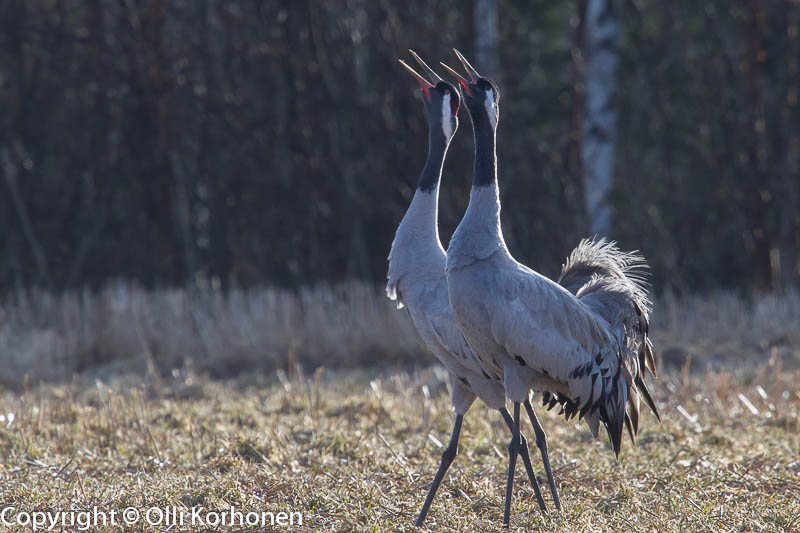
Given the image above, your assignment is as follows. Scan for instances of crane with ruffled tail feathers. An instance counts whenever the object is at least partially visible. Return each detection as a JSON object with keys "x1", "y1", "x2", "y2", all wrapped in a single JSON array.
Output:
[
  {"x1": 545, "y1": 237, "x2": 660, "y2": 443},
  {"x1": 440, "y1": 49, "x2": 661, "y2": 527}
]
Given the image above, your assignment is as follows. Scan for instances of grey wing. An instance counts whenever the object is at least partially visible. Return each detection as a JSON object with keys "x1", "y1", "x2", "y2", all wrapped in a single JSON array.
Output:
[
  {"x1": 489, "y1": 268, "x2": 611, "y2": 385},
  {"x1": 490, "y1": 268, "x2": 641, "y2": 455}
]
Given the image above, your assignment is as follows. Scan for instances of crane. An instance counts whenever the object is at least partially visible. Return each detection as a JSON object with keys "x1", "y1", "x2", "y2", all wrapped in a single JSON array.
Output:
[
  {"x1": 387, "y1": 51, "x2": 550, "y2": 526},
  {"x1": 441, "y1": 49, "x2": 660, "y2": 527}
]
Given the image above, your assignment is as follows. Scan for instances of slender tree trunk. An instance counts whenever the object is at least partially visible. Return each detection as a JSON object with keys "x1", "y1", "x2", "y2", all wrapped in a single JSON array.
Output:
[
  {"x1": 777, "y1": 1, "x2": 799, "y2": 287},
  {"x1": 744, "y1": 0, "x2": 773, "y2": 287},
  {"x1": 779, "y1": 138, "x2": 800, "y2": 287},
  {"x1": 474, "y1": 0, "x2": 499, "y2": 77},
  {"x1": 341, "y1": 0, "x2": 371, "y2": 280},
  {"x1": 200, "y1": 0, "x2": 232, "y2": 289},
  {"x1": 568, "y1": 0, "x2": 589, "y2": 236},
  {"x1": 582, "y1": 0, "x2": 619, "y2": 238},
  {"x1": 129, "y1": 0, "x2": 184, "y2": 284},
  {"x1": 68, "y1": 0, "x2": 112, "y2": 286}
]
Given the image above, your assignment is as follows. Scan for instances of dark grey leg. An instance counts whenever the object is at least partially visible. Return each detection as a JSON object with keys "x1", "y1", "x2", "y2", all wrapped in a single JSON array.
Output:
[
  {"x1": 498, "y1": 407, "x2": 547, "y2": 512},
  {"x1": 524, "y1": 398, "x2": 562, "y2": 511},
  {"x1": 415, "y1": 413, "x2": 463, "y2": 526},
  {"x1": 503, "y1": 402, "x2": 521, "y2": 527}
]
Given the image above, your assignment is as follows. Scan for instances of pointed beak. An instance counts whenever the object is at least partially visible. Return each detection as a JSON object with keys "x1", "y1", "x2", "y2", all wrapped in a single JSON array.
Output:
[
  {"x1": 439, "y1": 61, "x2": 471, "y2": 94},
  {"x1": 407, "y1": 49, "x2": 443, "y2": 84},
  {"x1": 399, "y1": 59, "x2": 434, "y2": 98},
  {"x1": 452, "y1": 48, "x2": 481, "y2": 82}
]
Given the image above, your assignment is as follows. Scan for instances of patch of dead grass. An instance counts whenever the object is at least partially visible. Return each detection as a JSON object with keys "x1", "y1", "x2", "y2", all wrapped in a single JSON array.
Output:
[
  {"x1": 0, "y1": 365, "x2": 797, "y2": 532},
  {"x1": 1, "y1": 284, "x2": 799, "y2": 387}
]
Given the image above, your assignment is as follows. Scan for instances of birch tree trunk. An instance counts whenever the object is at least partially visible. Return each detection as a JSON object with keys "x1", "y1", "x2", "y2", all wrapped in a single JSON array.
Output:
[
  {"x1": 474, "y1": 0, "x2": 499, "y2": 77},
  {"x1": 582, "y1": 0, "x2": 619, "y2": 237}
]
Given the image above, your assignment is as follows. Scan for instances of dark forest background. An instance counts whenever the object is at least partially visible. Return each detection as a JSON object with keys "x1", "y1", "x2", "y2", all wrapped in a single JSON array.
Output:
[{"x1": 0, "y1": 0, "x2": 798, "y2": 294}]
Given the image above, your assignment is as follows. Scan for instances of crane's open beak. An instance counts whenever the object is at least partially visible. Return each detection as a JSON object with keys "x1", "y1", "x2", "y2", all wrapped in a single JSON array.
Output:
[
  {"x1": 440, "y1": 48, "x2": 480, "y2": 95},
  {"x1": 399, "y1": 59, "x2": 434, "y2": 98},
  {"x1": 439, "y1": 62, "x2": 470, "y2": 94},
  {"x1": 408, "y1": 50, "x2": 443, "y2": 84},
  {"x1": 453, "y1": 49, "x2": 480, "y2": 82}
]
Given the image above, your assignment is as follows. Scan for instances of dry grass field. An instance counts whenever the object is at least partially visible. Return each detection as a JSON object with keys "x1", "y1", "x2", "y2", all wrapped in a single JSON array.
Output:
[
  {"x1": 0, "y1": 364, "x2": 798, "y2": 532},
  {"x1": 2, "y1": 283, "x2": 799, "y2": 386},
  {"x1": 0, "y1": 286, "x2": 799, "y2": 531}
]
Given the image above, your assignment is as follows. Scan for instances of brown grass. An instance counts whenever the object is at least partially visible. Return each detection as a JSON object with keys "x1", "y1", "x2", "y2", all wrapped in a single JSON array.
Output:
[
  {"x1": 0, "y1": 364, "x2": 797, "y2": 532},
  {"x1": 0, "y1": 282, "x2": 423, "y2": 386},
  {"x1": 1, "y1": 285, "x2": 798, "y2": 530},
  {"x1": 1, "y1": 283, "x2": 799, "y2": 387}
]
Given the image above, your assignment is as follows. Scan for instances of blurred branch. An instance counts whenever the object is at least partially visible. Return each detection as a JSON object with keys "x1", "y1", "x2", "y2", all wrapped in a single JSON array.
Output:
[{"x1": 1, "y1": 146, "x2": 50, "y2": 286}]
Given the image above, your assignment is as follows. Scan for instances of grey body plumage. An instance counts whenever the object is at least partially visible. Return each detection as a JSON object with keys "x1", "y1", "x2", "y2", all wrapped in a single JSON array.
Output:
[
  {"x1": 442, "y1": 49, "x2": 660, "y2": 526},
  {"x1": 388, "y1": 51, "x2": 548, "y2": 527}
]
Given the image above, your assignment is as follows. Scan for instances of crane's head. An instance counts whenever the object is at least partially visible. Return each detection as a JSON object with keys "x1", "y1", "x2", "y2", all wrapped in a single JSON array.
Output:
[
  {"x1": 440, "y1": 49, "x2": 499, "y2": 130},
  {"x1": 399, "y1": 50, "x2": 460, "y2": 142}
]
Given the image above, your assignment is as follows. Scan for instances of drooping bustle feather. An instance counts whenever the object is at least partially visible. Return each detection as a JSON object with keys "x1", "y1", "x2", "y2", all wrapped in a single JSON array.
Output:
[{"x1": 553, "y1": 238, "x2": 660, "y2": 454}]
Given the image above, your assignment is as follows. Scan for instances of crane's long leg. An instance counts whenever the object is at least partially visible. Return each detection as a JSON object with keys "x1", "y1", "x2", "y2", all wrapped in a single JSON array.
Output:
[
  {"x1": 498, "y1": 408, "x2": 547, "y2": 512},
  {"x1": 503, "y1": 402, "x2": 521, "y2": 527},
  {"x1": 415, "y1": 413, "x2": 463, "y2": 526},
  {"x1": 523, "y1": 398, "x2": 562, "y2": 511}
]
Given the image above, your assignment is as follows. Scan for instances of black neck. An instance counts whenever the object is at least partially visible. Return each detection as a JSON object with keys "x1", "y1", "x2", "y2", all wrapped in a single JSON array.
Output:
[
  {"x1": 417, "y1": 126, "x2": 448, "y2": 192},
  {"x1": 469, "y1": 109, "x2": 496, "y2": 188}
]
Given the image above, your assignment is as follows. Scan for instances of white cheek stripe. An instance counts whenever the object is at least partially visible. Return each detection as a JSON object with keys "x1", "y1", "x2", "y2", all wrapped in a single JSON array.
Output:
[
  {"x1": 484, "y1": 88, "x2": 498, "y2": 129},
  {"x1": 441, "y1": 92, "x2": 453, "y2": 139}
]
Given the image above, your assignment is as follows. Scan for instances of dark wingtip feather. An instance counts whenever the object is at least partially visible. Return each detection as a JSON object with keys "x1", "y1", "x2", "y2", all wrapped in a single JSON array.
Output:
[
  {"x1": 601, "y1": 404, "x2": 624, "y2": 459},
  {"x1": 636, "y1": 375, "x2": 661, "y2": 422},
  {"x1": 612, "y1": 427, "x2": 622, "y2": 459},
  {"x1": 579, "y1": 399, "x2": 592, "y2": 420},
  {"x1": 630, "y1": 398, "x2": 640, "y2": 435},
  {"x1": 564, "y1": 401, "x2": 577, "y2": 420},
  {"x1": 624, "y1": 412, "x2": 636, "y2": 445},
  {"x1": 605, "y1": 420, "x2": 622, "y2": 459},
  {"x1": 644, "y1": 340, "x2": 658, "y2": 379},
  {"x1": 547, "y1": 398, "x2": 558, "y2": 411}
]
